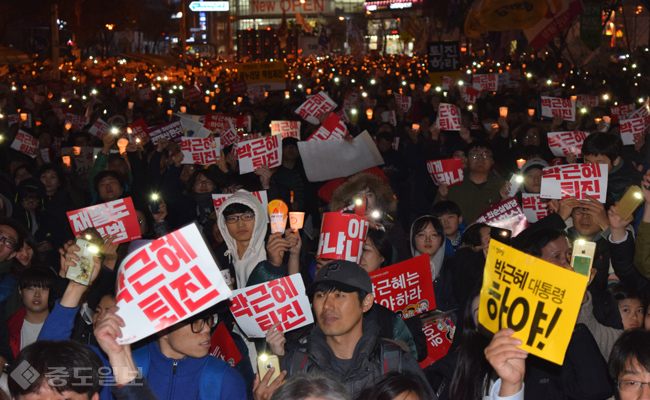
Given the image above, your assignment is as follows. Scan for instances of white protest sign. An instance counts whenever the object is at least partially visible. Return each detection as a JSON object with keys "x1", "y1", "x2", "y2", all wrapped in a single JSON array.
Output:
[
  {"x1": 88, "y1": 118, "x2": 109, "y2": 139},
  {"x1": 620, "y1": 118, "x2": 647, "y2": 145},
  {"x1": 540, "y1": 164, "x2": 608, "y2": 201},
  {"x1": 180, "y1": 137, "x2": 221, "y2": 165},
  {"x1": 270, "y1": 121, "x2": 301, "y2": 139},
  {"x1": 436, "y1": 104, "x2": 461, "y2": 131},
  {"x1": 10, "y1": 130, "x2": 38, "y2": 158},
  {"x1": 179, "y1": 115, "x2": 211, "y2": 138},
  {"x1": 229, "y1": 274, "x2": 312, "y2": 338},
  {"x1": 521, "y1": 193, "x2": 549, "y2": 223},
  {"x1": 472, "y1": 74, "x2": 498, "y2": 91},
  {"x1": 395, "y1": 94, "x2": 412, "y2": 112},
  {"x1": 237, "y1": 135, "x2": 282, "y2": 174},
  {"x1": 298, "y1": 130, "x2": 384, "y2": 182},
  {"x1": 295, "y1": 91, "x2": 337, "y2": 124},
  {"x1": 115, "y1": 223, "x2": 232, "y2": 344},
  {"x1": 540, "y1": 97, "x2": 576, "y2": 122},
  {"x1": 547, "y1": 131, "x2": 588, "y2": 157}
]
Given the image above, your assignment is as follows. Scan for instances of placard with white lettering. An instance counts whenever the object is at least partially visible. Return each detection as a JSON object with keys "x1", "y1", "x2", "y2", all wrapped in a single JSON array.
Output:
[
  {"x1": 115, "y1": 223, "x2": 232, "y2": 344},
  {"x1": 475, "y1": 197, "x2": 529, "y2": 236},
  {"x1": 148, "y1": 120, "x2": 184, "y2": 145},
  {"x1": 460, "y1": 85, "x2": 479, "y2": 105},
  {"x1": 317, "y1": 212, "x2": 370, "y2": 263},
  {"x1": 427, "y1": 41, "x2": 460, "y2": 72},
  {"x1": 237, "y1": 135, "x2": 282, "y2": 174},
  {"x1": 418, "y1": 318, "x2": 455, "y2": 369},
  {"x1": 426, "y1": 158, "x2": 464, "y2": 186},
  {"x1": 547, "y1": 131, "x2": 588, "y2": 157},
  {"x1": 229, "y1": 274, "x2": 312, "y2": 338},
  {"x1": 540, "y1": 163, "x2": 608, "y2": 201},
  {"x1": 540, "y1": 97, "x2": 576, "y2": 122},
  {"x1": 295, "y1": 91, "x2": 337, "y2": 124},
  {"x1": 307, "y1": 113, "x2": 348, "y2": 141},
  {"x1": 67, "y1": 197, "x2": 141, "y2": 243}
]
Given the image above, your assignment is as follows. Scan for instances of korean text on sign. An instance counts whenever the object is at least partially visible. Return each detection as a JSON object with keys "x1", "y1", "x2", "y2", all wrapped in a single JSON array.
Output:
[
  {"x1": 547, "y1": 131, "x2": 588, "y2": 157},
  {"x1": 370, "y1": 254, "x2": 435, "y2": 319},
  {"x1": 148, "y1": 120, "x2": 184, "y2": 144},
  {"x1": 540, "y1": 163, "x2": 608, "y2": 202},
  {"x1": 426, "y1": 158, "x2": 464, "y2": 186},
  {"x1": 460, "y1": 86, "x2": 479, "y2": 105},
  {"x1": 427, "y1": 41, "x2": 460, "y2": 72},
  {"x1": 472, "y1": 74, "x2": 498, "y2": 91},
  {"x1": 540, "y1": 97, "x2": 576, "y2": 122},
  {"x1": 89, "y1": 119, "x2": 109, "y2": 139},
  {"x1": 270, "y1": 120, "x2": 301, "y2": 139},
  {"x1": 521, "y1": 193, "x2": 549, "y2": 223},
  {"x1": 212, "y1": 191, "x2": 268, "y2": 213},
  {"x1": 620, "y1": 117, "x2": 647, "y2": 146},
  {"x1": 229, "y1": 274, "x2": 312, "y2": 338},
  {"x1": 115, "y1": 223, "x2": 232, "y2": 344},
  {"x1": 307, "y1": 113, "x2": 348, "y2": 141},
  {"x1": 418, "y1": 318, "x2": 455, "y2": 369},
  {"x1": 237, "y1": 135, "x2": 282, "y2": 174},
  {"x1": 295, "y1": 91, "x2": 337, "y2": 125},
  {"x1": 181, "y1": 137, "x2": 221, "y2": 165},
  {"x1": 394, "y1": 94, "x2": 412, "y2": 113},
  {"x1": 317, "y1": 213, "x2": 370, "y2": 263},
  {"x1": 66, "y1": 197, "x2": 141, "y2": 244},
  {"x1": 576, "y1": 95, "x2": 599, "y2": 108},
  {"x1": 610, "y1": 103, "x2": 636, "y2": 124},
  {"x1": 436, "y1": 103, "x2": 461, "y2": 131},
  {"x1": 11, "y1": 130, "x2": 38, "y2": 158},
  {"x1": 475, "y1": 197, "x2": 529, "y2": 237},
  {"x1": 479, "y1": 242, "x2": 588, "y2": 364}
]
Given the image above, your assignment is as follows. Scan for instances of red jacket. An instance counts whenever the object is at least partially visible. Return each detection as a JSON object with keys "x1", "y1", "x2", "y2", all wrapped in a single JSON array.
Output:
[{"x1": 7, "y1": 307, "x2": 25, "y2": 357}]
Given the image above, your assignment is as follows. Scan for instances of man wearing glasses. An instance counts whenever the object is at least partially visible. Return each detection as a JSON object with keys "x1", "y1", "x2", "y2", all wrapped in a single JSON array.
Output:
[
  {"x1": 434, "y1": 141, "x2": 509, "y2": 223},
  {"x1": 609, "y1": 329, "x2": 650, "y2": 400}
]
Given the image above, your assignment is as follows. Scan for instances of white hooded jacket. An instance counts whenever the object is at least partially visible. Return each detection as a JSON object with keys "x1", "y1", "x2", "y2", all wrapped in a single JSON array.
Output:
[
  {"x1": 216, "y1": 190, "x2": 268, "y2": 288},
  {"x1": 409, "y1": 215, "x2": 447, "y2": 280}
]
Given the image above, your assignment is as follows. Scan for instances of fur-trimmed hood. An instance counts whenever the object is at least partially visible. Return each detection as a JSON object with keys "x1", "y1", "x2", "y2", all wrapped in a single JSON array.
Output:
[{"x1": 329, "y1": 173, "x2": 397, "y2": 214}]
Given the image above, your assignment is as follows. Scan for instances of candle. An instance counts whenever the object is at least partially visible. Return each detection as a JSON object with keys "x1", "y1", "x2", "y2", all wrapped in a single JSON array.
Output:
[
  {"x1": 180, "y1": 106, "x2": 187, "y2": 114},
  {"x1": 366, "y1": 109, "x2": 373, "y2": 120},
  {"x1": 603, "y1": 116, "x2": 611, "y2": 123},
  {"x1": 499, "y1": 107, "x2": 508, "y2": 118},
  {"x1": 528, "y1": 109, "x2": 535, "y2": 117},
  {"x1": 517, "y1": 159, "x2": 526, "y2": 169}
]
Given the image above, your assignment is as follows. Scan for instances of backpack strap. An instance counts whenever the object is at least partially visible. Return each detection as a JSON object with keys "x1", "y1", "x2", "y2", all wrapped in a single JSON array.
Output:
[
  {"x1": 131, "y1": 346, "x2": 151, "y2": 379},
  {"x1": 288, "y1": 349, "x2": 310, "y2": 375},
  {"x1": 379, "y1": 341, "x2": 403, "y2": 374},
  {"x1": 199, "y1": 358, "x2": 229, "y2": 400}
]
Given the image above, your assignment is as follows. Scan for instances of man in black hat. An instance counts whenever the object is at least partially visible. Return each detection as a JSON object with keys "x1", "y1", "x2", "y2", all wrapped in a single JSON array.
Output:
[{"x1": 277, "y1": 260, "x2": 433, "y2": 399}]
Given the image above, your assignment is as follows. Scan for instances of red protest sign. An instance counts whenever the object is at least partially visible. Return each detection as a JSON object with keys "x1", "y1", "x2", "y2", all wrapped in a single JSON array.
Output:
[
  {"x1": 460, "y1": 85, "x2": 479, "y2": 105},
  {"x1": 540, "y1": 97, "x2": 575, "y2": 122},
  {"x1": 317, "y1": 212, "x2": 370, "y2": 263},
  {"x1": 394, "y1": 94, "x2": 412, "y2": 112},
  {"x1": 521, "y1": 193, "x2": 549, "y2": 223},
  {"x1": 213, "y1": 191, "x2": 268, "y2": 213},
  {"x1": 307, "y1": 113, "x2": 348, "y2": 141},
  {"x1": 436, "y1": 103, "x2": 461, "y2": 131},
  {"x1": 472, "y1": 74, "x2": 498, "y2": 91},
  {"x1": 229, "y1": 80, "x2": 248, "y2": 95},
  {"x1": 270, "y1": 121, "x2": 301, "y2": 139},
  {"x1": 183, "y1": 84, "x2": 203, "y2": 103},
  {"x1": 610, "y1": 103, "x2": 635, "y2": 124},
  {"x1": 66, "y1": 197, "x2": 141, "y2": 244},
  {"x1": 127, "y1": 118, "x2": 149, "y2": 143},
  {"x1": 237, "y1": 135, "x2": 282, "y2": 174},
  {"x1": 138, "y1": 87, "x2": 154, "y2": 101},
  {"x1": 205, "y1": 113, "x2": 252, "y2": 133},
  {"x1": 547, "y1": 131, "x2": 588, "y2": 157},
  {"x1": 295, "y1": 91, "x2": 337, "y2": 124},
  {"x1": 115, "y1": 223, "x2": 232, "y2": 344},
  {"x1": 426, "y1": 158, "x2": 464, "y2": 186},
  {"x1": 148, "y1": 120, "x2": 184, "y2": 144},
  {"x1": 229, "y1": 274, "x2": 312, "y2": 338},
  {"x1": 418, "y1": 318, "x2": 455, "y2": 369},
  {"x1": 65, "y1": 114, "x2": 89, "y2": 131},
  {"x1": 540, "y1": 163, "x2": 608, "y2": 202},
  {"x1": 475, "y1": 197, "x2": 529, "y2": 236},
  {"x1": 181, "y1": 137, "x2": 220, "y2": 165},
  {"x1": 370, "y1": 254, "x2": 435, "y2": 319},
  {"x1": 210, "y1": 322, "x2": 243, "y2": 366},
  {"x1": 10, "y1": 130, "x2": 38, "y2": 158}
]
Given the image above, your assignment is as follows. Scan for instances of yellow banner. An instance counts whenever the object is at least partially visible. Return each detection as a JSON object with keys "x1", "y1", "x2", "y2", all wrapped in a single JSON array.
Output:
[
  {"x1": 236, "y1": 62, "x2": 286, "y2": 91},
  {"x1": 479, "y1": 241, "x2": 588, "y2": 365}
]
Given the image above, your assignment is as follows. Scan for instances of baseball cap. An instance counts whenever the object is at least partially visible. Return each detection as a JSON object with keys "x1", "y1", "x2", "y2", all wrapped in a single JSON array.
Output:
[
  {"x1": 310, "y1": 260, "x2": 373, "y2": 295},
  {"x1": 520, "y1": 158, "x2": 549, "y2": 175}
]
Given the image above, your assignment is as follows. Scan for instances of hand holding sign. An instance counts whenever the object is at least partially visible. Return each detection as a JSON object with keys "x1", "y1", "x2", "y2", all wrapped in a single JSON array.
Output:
[{"x1": 485, "y1": 329, "x2": 527, "y2": 396}]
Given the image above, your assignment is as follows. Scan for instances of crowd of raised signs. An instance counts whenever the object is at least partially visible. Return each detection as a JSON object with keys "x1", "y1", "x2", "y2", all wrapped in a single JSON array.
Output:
[{"x1": 2, "y1": 51, "x2": 650, "y2": 400}]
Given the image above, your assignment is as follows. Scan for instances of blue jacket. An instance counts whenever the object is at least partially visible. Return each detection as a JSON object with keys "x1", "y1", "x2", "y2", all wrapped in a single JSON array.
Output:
[{"x1": 39, "y1": 302, "x2": 247, "y2": 400}]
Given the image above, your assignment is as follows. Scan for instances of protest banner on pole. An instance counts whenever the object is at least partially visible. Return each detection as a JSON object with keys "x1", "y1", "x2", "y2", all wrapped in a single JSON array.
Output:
[
  {"x1": 475, "y1": 197, "x2": 529, "y2": 236},
  {"x1": 148, "y1": 120, "x2": 184, "y2": 144},
  {"x1": 479, "y1": 241, "x2": 588, "y2": 365},
  {"x1": 436, "y1": 104, "x2": 461, "y2": 131},
  {"x1": 540, "y1": 97, "x2": 576, "y2": 121},
  {"x1": 540, "y1": 163, "x2": 608, "y2": 201},
  {"x1": 307, "y1": 112, "x2": 348, "y2": 141},
  {"x1": 547, "y1": 131, "x2": 588, "y2": 157},
  {"x1": 229, "y1": 274, "x2": 312, "y2": 338},
  {"x1": 67, "y1": 197, "x2": 141, "y2": 244},
  {"x1": 213, "y1": 191, "x2": 268, "y2": 213},
  {"x1": 295, "y1": 91, "x2": 337, "y2": 124},
  {"x1": 270, "y1": 121, "x2": 301, "y2": 139},
  {"x1": 418, "y1": 318, "x2": 455, "y2": 369},
  {"x1": 370, "y1": 254, "x2": 435, "y2": 318},
  {"x1": 10, "y1": 130, "x2": 38, "y2": 158},
  {"x1": 115, "y1": 223, "x2": 232, "y2": 344},
  {"x1": 210, "y1": 322, "x2": 243, "y2": 366},
  {"x1": 237, "y1": 135, "x2": 282, "y2": 174},
  {"x1": 181, "y1": 137, "x2": 220, "y2": 165},
  {"x1": 426, "y1": 159, "x2": 464, "y2": 186},
  {"x1": 521, "y1": 193, "x2": 549, "y2": 223},
  {"x1": 317, "y1": 212, "x2": 370, "y2": 263}
]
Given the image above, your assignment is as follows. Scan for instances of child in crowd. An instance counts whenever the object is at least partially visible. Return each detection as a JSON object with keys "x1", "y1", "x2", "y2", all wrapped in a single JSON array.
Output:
[{"x1": 611, "y1": 283, "x2": 646, "y2": 330}]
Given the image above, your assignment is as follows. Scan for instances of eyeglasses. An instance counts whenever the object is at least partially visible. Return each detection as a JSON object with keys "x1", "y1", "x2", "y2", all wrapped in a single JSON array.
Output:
[
  {"x1": 225, "y1": 213, "x2": 255, "y2": 224},
  {"x1": 0, "y1": 231, "x2": 17, "y2": 251},
  {"x1": 190, "y1": 315, "x2": 215, "y2": 334},
  {"x1": 194, "y1": 180, "x2": 214, "y2": 188},
  {"x1": 617, "y1": 380, "x2": 650, "y2": 394},
  {"x1": 469, "y1": 152, "x2": 493, "y2": 159},
  {"x1": 415, "y1": 233, "x2": 441, "y2": 242},
  {"x1": 573, "y1": 207, "x2": 590, "y2": 215}
]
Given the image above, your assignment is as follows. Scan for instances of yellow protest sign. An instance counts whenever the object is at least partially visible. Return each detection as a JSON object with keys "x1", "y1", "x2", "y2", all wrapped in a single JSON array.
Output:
[
  {"x1": 478, "y1": 241, "x2": 588, "y2": 365},
  {"x1": 236, "y1": 62, "x2": 286, "y2": 91}
]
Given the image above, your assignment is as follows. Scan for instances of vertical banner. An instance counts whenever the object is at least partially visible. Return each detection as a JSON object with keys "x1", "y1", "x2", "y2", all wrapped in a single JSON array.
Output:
[
  {"x1": 229, "y1": 274, "x2": 312, "y2": 338},
  {"x1": 66, "y1": 197, "x2": 141, "y2": 243},
  {"x1": 426, "y1": 159, "x2": 464, "y2": 186},
  {"x1": 540, "y1": 164, "x2": 608, "y2": 201},
  {"x1": 115, "y1": 223, "x2": 232, "y2": 344},
  {"x1": 316, "y1": 212, "x2": 370, "y2": 263},
  {"x1": 370, "y1": 254, "x2": 435, "y2": 319},
  {"x1": 479, "y1": 241, "x2": 588, "y2": 365}
]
